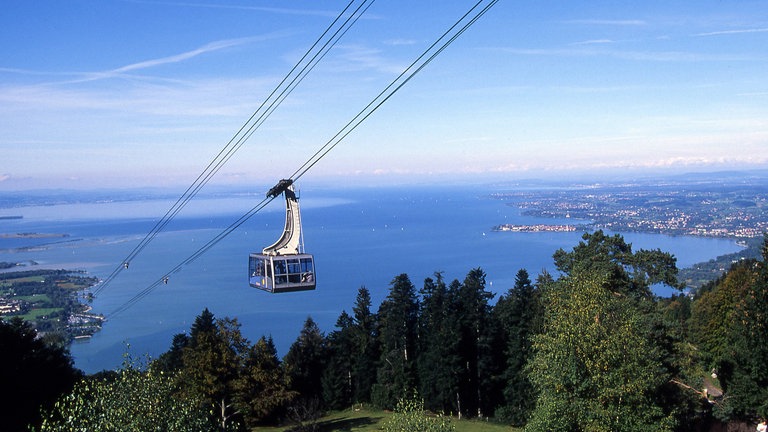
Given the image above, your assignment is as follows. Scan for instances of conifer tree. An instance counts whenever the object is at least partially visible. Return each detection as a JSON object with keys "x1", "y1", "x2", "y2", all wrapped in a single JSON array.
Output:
[
  {"x1": 235, "y1": 336, "x2": 296, "y2": 426},
  {"x1": 493, "y1": 268, "x2": 537, "y2": 425},
  {"x1": 351, "y1": 286, "x2": 379, "y2": 404},
  {"x1": 284, "y1": 316, "x2": 327, "y2": 404},
  {"x1": 154, "y1": 332, "x2": 190, "y2": 372},
  {"x1": 181, "y1": 311, "x2": 250, "y2": 430},
  {"x1": 418, "y1": 273, "x2": 461, "y2": 413},
  {"x1": 373, "y1": 274, "x2": 419, "y2": 409},
  {"x1": 322, "y1": 311, "x2": 355, "y2": 409},
  {"x1": 453, "y1": 268, "x2": 495, "y2": 418}
]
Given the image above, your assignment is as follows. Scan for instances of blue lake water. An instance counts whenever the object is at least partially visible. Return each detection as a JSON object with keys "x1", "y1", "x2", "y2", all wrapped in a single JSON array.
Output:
[{"x1": 0, "y1": 185, "x2": 742, "y2": 373}]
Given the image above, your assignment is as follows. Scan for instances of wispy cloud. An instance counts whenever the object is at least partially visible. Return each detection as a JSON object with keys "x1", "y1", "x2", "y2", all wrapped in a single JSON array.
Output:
[
  {"x1": 569, "y1": 39, "x2": 615, "y2": 46},
  {"x1": 112, "y1": 38, "x2": 252, "y2": 74},
  {"x1": 384, "y1": 39, "x2": 419, "y2": 46},
  {"x1": 122, "y1": 0, "x2": 341, "y2": 18},
  {"x1": 696, "y1": 28, "x2": 768, "y2": 37},
  {"x1": 330, "y1": 43, "x2": 407, "y2": 75},
  {"x1": 74, "y1": 35, "x2": 280, "y2": 83},
  {"x1": 494, "y1": 46, "x2": 753, "y2": 62}
]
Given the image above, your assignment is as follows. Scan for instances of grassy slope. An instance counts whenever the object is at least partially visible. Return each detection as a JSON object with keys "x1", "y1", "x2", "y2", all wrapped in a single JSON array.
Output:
[{"x1": 251, "y1": 408, "x2": 519, "y2": 431}]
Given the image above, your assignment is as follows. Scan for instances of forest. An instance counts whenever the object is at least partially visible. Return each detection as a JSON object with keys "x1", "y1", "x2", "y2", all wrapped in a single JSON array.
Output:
[{"x1": 2, "y1": 230, "x2": 768, "y2": 431}]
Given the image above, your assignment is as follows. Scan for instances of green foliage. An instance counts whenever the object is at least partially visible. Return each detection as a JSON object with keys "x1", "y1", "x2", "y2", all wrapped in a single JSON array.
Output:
[
  {"x1": 418, "y1": 273, "x2": 461, "y2": 414},
  {"x1": 36, "y1": 360, "x2": 214, "y2": 432},
  {"x1": 236, "y1": 336, "x2": 296, "y2": 425},
  {"x1": 350, "y1": 287, "x2": 379, "y2": 404},
  {"x1": 182, "y1": 315, "x2": 249, "y2": 429},
  {"x1": 373, "y1": 274, "x2": 419, "y2": 409},
  {"x1": 689, "y1": 261, "x2": 756, "y2": 367},
  {"x1": 553, "y1": 230, "x2": 681, "y2": 296},
  {"x1": 701, "y1": 235, "x2": 768, "y2": 420},
  {"x1": 382, "y1": 393, "x2": 455, "y2": 432},
  {"x1": 526, "y1": 271, "x2": 676, "y2": 432},
  {"x1": 175, "y1": 309, "x2": 293, "y2": 429},
  {"x1": 526, "y1": 232, "x2": 687, "y2": 431},
  {"x1": 322, "y1": 311, "x2": 355, "y2": 409},
  {"x1": 284, "y1": 316, "x2": 327, "y2": 406},
  {"x1": 153, "y1": 332, "x2": 189, "y2": 372},
  {"x1": 454, "y1": 268, "x2": 497, "y2": 417},
  {"x1": 493, "y1": 269, "x2": 538, "y2": 425},
  {"x1": 35, "y1": 230, "x2": 768, "y2": 430}
]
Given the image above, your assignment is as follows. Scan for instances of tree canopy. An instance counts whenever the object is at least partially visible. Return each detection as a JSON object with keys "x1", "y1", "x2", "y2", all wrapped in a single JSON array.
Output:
[{"x1": 21, "y1": 232, "x2": 768, "y2": 431}]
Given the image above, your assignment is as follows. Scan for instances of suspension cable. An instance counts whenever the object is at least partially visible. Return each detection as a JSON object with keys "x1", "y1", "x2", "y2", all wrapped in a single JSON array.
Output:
[
  {"x1": 95, "y1": 0, "x2": 374, "y2": 295},
  {"x1": 106, "y1": 0, "x2": 499, "y2": 318},
  {"x1": 292, "y1": 0, "x2": 498, "y2": 182}
]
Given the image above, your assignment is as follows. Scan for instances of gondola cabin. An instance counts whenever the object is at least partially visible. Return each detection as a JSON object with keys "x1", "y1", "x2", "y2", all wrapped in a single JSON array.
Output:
[
  {"x1": 249, "y1": 253, "x2": 315, "y2": 293},
  {"x1": 249, "y1": 179, "x2": 316, "y2": 293}
]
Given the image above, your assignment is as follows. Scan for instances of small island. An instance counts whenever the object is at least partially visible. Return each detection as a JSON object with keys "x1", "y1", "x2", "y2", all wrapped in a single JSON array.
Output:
[
  {"x1": 494, "y1": 223, "x2": 577, "y2": 233},
  {"x1": 0, "y1": 232, "x2": 69, "y2": 239}
]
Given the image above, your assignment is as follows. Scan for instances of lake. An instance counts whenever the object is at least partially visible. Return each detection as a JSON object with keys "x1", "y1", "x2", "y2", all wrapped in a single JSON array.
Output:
[{"x1": 0, "y1": 185, "x2": 741, "y2": 373}]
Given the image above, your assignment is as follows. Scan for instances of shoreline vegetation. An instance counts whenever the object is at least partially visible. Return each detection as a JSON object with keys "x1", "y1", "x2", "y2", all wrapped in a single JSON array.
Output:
[{"x1": 0, "y1": 267, "x2": 103, "y2": 341}]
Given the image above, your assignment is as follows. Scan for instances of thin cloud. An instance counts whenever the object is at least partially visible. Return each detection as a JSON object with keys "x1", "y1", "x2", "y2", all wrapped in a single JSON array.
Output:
[
  {"x1": 331, "y1": 43, "x2": 407, "y2": 75},
  {"x1": 569, "y1": 39, "x2": 615, "y2": 46},
  {"x1": 384, "y1": 39, "x2": 419, "y2": 46},
  {"x1": 49, "y1": 34, "x2": 285, "y2": 85},
  {"x1": 98, "y1": 35, "x2": 274, "y2": 79},
  {"x1": 696, "y1": 28, "x2": 768, "y2": 37},
  {"x1": 112, "y1": 38, "x2": 250, "y2": 73},
  {"x1": 494, "y1": 46, "x2": 752, "y2": 62},
  {"x1": 122, "y1": 0, "x2": 341, "y2": 18}
]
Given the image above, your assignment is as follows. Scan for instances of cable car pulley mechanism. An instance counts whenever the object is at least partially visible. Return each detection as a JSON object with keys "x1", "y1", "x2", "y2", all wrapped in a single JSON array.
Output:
[{"x1": 249, "y1": 179, "x2": 316, "y2": 293}]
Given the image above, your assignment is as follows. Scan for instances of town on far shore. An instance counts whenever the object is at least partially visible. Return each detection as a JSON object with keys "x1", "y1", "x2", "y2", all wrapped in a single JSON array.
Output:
[
  {"x1": 0, "y1": 266, "x2": 103, "y2": 342},
  {"x1": 490, "y1": 173, "x2": 767, "y2": 290},
  {"x1": 492, "y1": 175, "x2": 767, "y2": 240}
]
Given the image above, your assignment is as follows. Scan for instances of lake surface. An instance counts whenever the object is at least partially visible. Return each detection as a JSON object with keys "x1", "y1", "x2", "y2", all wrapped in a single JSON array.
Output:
[{"x1": 0, "y1": 185, "x2": 741, "y2": 373}]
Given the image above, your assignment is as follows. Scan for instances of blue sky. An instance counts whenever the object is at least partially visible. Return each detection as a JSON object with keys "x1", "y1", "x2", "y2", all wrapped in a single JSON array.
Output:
[{"x1": 2, "y1": 0, "x2": 767, "y2": 190}]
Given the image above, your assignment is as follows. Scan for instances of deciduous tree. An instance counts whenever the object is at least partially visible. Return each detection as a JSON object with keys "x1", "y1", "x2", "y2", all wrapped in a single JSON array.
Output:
[
  {"x1": 526, "y1": 271, "x2": 676, "y2": 432},
  {"x1": 37, "y1": 360, "x2": 213, "y2": 432}
]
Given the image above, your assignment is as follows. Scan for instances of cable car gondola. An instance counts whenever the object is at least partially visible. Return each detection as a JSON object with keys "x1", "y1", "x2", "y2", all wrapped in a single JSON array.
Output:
[{"x1": 249, "y1": 179, "x2": 315, "y2": 293}]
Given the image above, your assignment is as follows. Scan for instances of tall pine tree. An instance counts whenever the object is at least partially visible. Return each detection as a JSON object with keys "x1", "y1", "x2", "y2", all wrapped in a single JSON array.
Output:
[
  {"x1": 351, "y1": 286, "x2": 379, "y2": 404},
  {"x1": 373, "y1": 274, "x2": 419, "y2": 409},
  {"x1": 493, "y1": 268, "x2": 537, "y2": 425},
  {"x1": 284, "y1": 316, "x2": 327, "y2": 405},
  {"x1": 235, "y1": 336, "x2": 295, "y2": 426},
  {"x1": 454, "y1": 268, "x2": 496, "y2": 418},
  {"x1": 418, "y1": 272, "x2": 461, "y2": 414},
  {"x1": 322, "y1": 311, "x2": 355, "y2": 409}
]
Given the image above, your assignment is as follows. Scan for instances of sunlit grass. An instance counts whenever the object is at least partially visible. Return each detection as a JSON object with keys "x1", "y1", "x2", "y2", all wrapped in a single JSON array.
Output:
[{"x1": 250, "y1": 407, "x2": 519, "y2": 431}]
